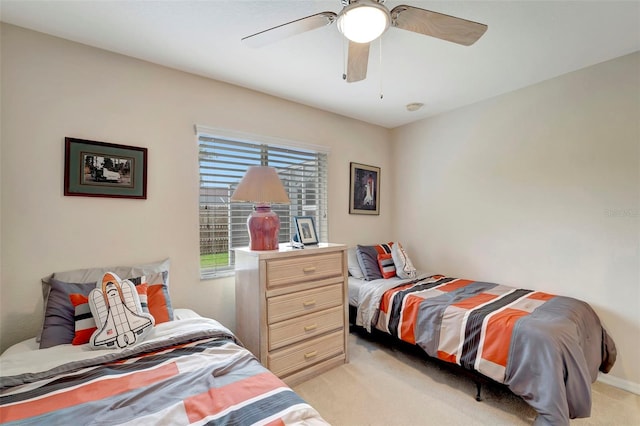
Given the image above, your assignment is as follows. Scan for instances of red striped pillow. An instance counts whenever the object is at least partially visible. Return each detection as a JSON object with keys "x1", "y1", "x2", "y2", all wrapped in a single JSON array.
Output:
[
  {"x1": 69, "y1": 293, "x2": 96, "y2": 345},
  {"x1": 377, "y1": 253, "x2": 397, "y2": 279},
  {"x1": 372, "y1": 243, "x2": 393, "y2": 255},
  {"x1": 70, "y1": 284, "x2": 149, "y2": 345}
]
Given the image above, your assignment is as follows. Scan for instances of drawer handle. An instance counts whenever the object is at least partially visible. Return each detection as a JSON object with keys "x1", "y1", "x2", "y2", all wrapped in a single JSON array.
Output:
[
  {"x1": 304, "y1": 350, "x2": 318, "y2": 359},
  {"x1": 304, "y1": 324, "x2": 318, "y2": 332},
  {"x1": 302, "y1": 266, "x2": 317, "y2": 273},
  {"x1": 302, "y1": 300, "x2": 316, "y2": 307}
]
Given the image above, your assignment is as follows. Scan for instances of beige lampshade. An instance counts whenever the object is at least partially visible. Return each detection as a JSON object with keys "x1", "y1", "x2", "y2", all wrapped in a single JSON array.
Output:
[{"x1": 231, "y1": 166, "x2": 290, "y2": 204}]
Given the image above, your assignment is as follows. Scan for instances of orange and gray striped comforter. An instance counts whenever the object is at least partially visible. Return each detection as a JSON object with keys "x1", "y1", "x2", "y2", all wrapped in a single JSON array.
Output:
[
  {"x1": 355, "y1": 274, "x2": 617, "y2": 426},
  {"x1": 0, "y1": 318, "x2": 327, "y2": 425}
]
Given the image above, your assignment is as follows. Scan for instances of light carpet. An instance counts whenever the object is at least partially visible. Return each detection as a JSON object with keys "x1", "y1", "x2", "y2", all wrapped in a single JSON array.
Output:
[{"x1": 293, "y1": 330, "x2": 640, "y2": 425}]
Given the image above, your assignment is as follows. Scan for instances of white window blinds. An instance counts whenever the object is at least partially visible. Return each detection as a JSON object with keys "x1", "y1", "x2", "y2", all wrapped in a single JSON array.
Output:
[{"x1": 198, "y1": 133, "x2": 329, "y2": 278}]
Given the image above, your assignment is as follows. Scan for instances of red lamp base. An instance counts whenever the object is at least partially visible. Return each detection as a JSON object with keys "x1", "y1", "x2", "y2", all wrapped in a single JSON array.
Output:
[{"x1": 247, "y1": 205, "x2": 280, "y2": 250}]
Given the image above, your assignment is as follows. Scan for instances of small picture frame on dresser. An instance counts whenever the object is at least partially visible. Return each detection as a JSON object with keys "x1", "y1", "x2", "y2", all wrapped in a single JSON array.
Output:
[{"x1": 294, "y1": 216, "x2": 318, "y2": 245}]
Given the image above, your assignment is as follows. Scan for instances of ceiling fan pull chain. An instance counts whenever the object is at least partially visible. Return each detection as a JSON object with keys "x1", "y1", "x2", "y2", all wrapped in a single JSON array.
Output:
[
  {"x1": 379, "y1": 37, "x2": 384, "y2": 99},
  {"x1": 342, "y1": 37, "x2": 347, "y2": 80}
]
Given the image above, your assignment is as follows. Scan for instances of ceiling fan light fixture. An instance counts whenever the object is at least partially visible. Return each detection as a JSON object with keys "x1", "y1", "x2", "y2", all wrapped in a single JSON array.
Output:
[{"x1": 337, "y1": 0, "x2": 390, "y2": 44}]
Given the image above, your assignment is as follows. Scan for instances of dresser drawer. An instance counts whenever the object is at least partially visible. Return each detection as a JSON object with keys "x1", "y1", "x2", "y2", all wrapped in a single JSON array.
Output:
[
  {"x1": 268, "y1": 330, "x2": 344, "y2": 377},
  {"x1": 267, "y1": 283, "x2": 343, "y2": 324},
  {"x1": 269, "y1": 306, "x2": 344, "y2": 351},
  {"x1": 266, "y1": 252, "x2": 343, "y2": 288}
]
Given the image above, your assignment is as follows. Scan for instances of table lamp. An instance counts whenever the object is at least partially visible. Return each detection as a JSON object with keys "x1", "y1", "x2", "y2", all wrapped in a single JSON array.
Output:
[{"x1": 231, "y1": 166, "x2": 290, "y2": 250}]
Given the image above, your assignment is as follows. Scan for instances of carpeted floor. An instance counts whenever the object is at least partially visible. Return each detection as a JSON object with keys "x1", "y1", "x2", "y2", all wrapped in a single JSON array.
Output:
[{"x1": 292, "y1": 329, "x2": 640, "y2": 425}]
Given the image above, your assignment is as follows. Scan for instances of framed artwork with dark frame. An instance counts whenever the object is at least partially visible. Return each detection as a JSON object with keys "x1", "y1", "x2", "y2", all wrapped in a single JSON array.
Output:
[
  {"x1": 294, "y1": 216, "x2": 319, "y2": 245},
  {"x1": 349, "y1": 162, "x2": 380, "y2": 215},
  {"x1": 64, "y1": 137, "x2": 147, "y2": 199}
]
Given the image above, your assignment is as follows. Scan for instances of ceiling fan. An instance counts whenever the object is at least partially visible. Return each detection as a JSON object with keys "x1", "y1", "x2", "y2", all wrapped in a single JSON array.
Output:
[{"x1": 242, "y1": 0, "x2": 488, "y2": 83}]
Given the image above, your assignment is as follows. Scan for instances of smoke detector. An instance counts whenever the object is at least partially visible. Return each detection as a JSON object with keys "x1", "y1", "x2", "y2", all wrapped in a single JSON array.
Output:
[{"x1": 406, "y1": 102, "x2": 424, "y2": 112}]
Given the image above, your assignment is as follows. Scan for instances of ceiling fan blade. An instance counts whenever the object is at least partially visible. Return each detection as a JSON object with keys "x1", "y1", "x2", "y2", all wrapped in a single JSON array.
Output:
[
  {"x1": 346, "y1": 41, "x2": 370, "y2": 83},
  {"x1": 242, "y1": 12, "x2": 337, "y2": 48},
  {"x1": 390, "y1": 5, "x2": 487, "y2": 46}
]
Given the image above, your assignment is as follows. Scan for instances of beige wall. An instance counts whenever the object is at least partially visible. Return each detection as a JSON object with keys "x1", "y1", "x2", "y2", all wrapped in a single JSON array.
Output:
[
  {"x1": 391, "y1": 52, "x2": 640, "y2": 391},
  {"x1": 0, "y1": 24, "x2": 392, "y2": 351}
]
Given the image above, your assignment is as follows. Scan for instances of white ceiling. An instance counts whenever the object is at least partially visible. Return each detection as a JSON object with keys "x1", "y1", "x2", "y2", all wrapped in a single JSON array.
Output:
[{"x1": 1, "y1": 1, "x2": 639, "y2": 128}]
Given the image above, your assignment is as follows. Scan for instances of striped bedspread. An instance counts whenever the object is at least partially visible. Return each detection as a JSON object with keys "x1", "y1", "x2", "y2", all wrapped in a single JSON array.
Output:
[
  {"x1": 359, "y1": 274, "x2": 617, "y2": 426},
  {"x1": 0, "y1": 319, "x2": 328, "y2": 425}
]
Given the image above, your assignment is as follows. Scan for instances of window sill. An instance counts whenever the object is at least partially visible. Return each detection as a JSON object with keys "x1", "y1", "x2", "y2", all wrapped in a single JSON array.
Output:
[{"x1": 200, "y1": 269, "x2": 235, "y2": 281}]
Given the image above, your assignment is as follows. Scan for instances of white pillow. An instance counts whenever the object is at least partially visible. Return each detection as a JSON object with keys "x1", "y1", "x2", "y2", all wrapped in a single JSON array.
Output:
[
  {"x1": 44, "y1": 258, "x2": 170, "y2": 288},
  {"x1": 392, "y1": 242, "x2": 417, "y2": 279},
  {"x1": 347, "y1": 247, "x2": 365, "y2": 279}
]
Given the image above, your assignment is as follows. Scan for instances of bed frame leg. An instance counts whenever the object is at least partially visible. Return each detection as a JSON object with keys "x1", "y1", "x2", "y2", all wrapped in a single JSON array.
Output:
[{"x1": 475, "y1": 382, "x2": 482, "y2": 402}]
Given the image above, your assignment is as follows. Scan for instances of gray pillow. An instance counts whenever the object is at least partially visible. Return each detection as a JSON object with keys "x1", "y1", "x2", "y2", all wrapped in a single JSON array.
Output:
[
  {"x1": 39, "y1": 279, "x2": 94, "y2": 349},
  {"x1": 356, "y1": 245, "x2": 383, "y2": 281}
]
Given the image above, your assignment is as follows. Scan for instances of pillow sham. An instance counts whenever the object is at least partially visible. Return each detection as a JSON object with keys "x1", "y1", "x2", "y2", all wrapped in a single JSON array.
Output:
[
  {"x1": 392, "y1": 242, "x2": 417, "y2": 279},
  {"x1": 39, "y1": 260, "x2": 172, "y2": 349},
  {"x1": 377, "y1": 253, "x2": 397, "y2": 279},
  {"x1": 356, "y1": 243, "x2": 393, "y2": 281},
  {"x1": 347, "y1": 247, "x2": 365, "y2": 279},
  {"x1": 70, "y1": 284, "x2": 149, "y2": 345}
]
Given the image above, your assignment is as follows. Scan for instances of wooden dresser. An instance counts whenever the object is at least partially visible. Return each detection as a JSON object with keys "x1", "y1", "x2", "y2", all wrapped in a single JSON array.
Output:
[{"x1": 234, "y1": 243, "x2": 348, "y2": 386}]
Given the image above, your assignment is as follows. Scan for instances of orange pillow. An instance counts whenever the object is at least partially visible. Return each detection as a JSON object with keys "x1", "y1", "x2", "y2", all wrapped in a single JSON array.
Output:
[
  {"x1": 147, "y1": 283, "x2": 171, "y2": 323},
  {"x1": 131, "y1": 272, "x2": 173, "y2": 324}
]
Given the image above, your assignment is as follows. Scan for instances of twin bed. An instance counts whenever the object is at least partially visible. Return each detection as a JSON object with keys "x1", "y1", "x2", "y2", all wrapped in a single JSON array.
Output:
[
  {"x1": 1, "y1": 310, "x2": 327, "y2": 425},
  {"x1": 347, "y1": 242, "x2": 617, "y2": 426},
  {"x1": 0, "y1": 260, "x2": 328, "y2": 425}
]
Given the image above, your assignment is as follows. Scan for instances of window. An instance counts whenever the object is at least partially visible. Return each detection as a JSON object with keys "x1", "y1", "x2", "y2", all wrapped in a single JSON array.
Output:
[{"x1": 198, "y1": 129, "x2": 329, "y2": 279}]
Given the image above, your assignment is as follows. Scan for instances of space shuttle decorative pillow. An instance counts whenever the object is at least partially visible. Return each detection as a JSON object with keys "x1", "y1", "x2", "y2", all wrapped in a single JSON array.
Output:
[{"x1": 88, "y1": 272, "x2": 155, "y2": 350}]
